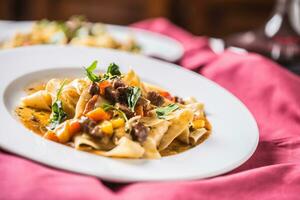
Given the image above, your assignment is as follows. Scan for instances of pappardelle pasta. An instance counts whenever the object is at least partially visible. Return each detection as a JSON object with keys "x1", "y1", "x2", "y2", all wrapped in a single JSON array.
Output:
[
  {"x1": 2, "y1": 16, "x2": 140, "y2": 53},
  {"x1": 16, "y1": 61, "x2": 211, "y2": 159}
]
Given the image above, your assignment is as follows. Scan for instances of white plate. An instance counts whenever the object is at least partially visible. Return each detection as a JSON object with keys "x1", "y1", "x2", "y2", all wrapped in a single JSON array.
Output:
[
  {"x1": 0, "y1": 21, "x2": 184, "y2": 62},
  {"x1": 0, "y1": 46, "x2": 258, "y2": 182}
]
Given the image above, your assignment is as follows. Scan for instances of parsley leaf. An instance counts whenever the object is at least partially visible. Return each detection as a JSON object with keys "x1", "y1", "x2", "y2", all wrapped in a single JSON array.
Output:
[
  {"x1": 84, "y1": 61, "x2": 101, "y2": 82},
  {"x1": 102, "y1": 103, "x2": 128, "y2": 121},
  {"x1": 156, "y1": 104, "x2": 179, "y2": 119},
  {"x1": 48, "y1": 81, "x2": 68, "y2": 130},
  {"x1": 103, "y1": 63, "x2": 121, "y2": 80},
  {"x1": 84, "y1": 61, "x2": 122, "y2": 82},
  {"x1": 127, "y1": 87, "x2": 141, "y2": 112},
  {"x1": 107, "y1": 63, "x2": 121, "y2": 76}
]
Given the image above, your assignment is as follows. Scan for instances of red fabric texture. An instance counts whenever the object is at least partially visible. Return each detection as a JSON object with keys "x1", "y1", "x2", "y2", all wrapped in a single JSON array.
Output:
[{"x1": 1, "y1": 18, "x2": 300, "y2": 200}]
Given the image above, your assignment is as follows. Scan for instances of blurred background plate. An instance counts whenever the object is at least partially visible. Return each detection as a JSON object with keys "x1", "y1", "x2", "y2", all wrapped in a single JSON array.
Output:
[{"x1": 0, "y1": 20, "x2": 184, "y2": 62}]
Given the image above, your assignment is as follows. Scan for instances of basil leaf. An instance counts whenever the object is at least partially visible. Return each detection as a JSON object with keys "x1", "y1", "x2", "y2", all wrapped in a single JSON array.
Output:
[
  {"x1": 156, "y1": 104, "x2": 179, "y2": 119},
  {"x1": 102, "y1": 103, "x2": 128, "y2": 121},
  {"x1": 48, "y1": 81, "x2": 68, "y2": 130},
  {"x1": 107, "y1": 63, "x2": 121, "y2": 76},
  {"x1": 84, "y1": 61, "x2": 101, "y2": 82},
  {"x1": 127, "y1": 87, "x2": 141, "y2": 112}
]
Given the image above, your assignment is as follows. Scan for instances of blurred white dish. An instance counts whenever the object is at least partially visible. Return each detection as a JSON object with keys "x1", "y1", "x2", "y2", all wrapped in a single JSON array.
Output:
[{"x1": 0, "y1": 21, "x2": 184, "y2": 62}]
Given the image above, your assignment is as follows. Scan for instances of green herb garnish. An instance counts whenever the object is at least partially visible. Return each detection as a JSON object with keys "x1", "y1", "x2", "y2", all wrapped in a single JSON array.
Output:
[
  {"x1": 107, "y1": 63, "x2": 121, "y2": 77},
  {"x1": 48, "y1": 80, "x2": 68, "y2": 130},
  {"x1": 127, "y1": 86, "x2": 141, "y2": 112},
  {"x1": 102, "y1": 103, "x2": 128, "y2": 121},
  {"x1": 84, "y1": 61, "x2": 122, "y2": 82},
  {"x1": 156, "y1": 103, "x2": 179, "y2": 119},
  {"x1": 84, "y1": 61, "x2": 101, "y2": 82}
]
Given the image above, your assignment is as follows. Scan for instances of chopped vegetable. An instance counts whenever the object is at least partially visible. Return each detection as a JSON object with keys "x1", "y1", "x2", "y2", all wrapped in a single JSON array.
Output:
[
  {"x1": 86, "y1": 107, "x2": 111, "y2": 121},
  {"x1": 69, "y1": 120, "x2": 81, "y2": 135},
  {"x1": 127, "y1": 86, "x2": 141, "y2": 112},
  {"x1": 48, "y1": 81, "x2": 67, "y2": 130},
  {"x1": 111, "y1": 118, "x2": 125, "y2": 128},
  {"x1": 100, "y1": 120, "x2": 113, "y2": 135},
  {"x1": 156, "y1": 103, "x2": 179, "y2": 119},
  {"x1": 44, "y1": 131, "x2": 59, "y2": 142},
  {"x1": 159, "y1": 91, "x2": 174, "y2": 101},
  {"x1": 84, "y1": 61, "x2": 101, "y2": 82},
  {"x1": 192, "y1": 119, "x2": 205, "y2": 129},
  {"x1": 98, "y1": 80, "x2": 111, "y2": 95}
]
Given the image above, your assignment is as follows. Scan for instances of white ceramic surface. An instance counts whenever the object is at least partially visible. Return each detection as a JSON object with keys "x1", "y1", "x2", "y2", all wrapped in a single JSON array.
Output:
[
  {"x1": 0, "y1": 46, "x2": 259, "y2": 182},
  {"x1": 0, "y1": 21, "x2": 184, "y2": 62}
]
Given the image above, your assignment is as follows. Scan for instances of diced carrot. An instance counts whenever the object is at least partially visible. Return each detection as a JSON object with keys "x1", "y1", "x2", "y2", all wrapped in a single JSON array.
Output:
[
  {"x1": 159, "y1": 91, "x2": 174, "y2": 101},
  {"x1": 135, "y1": 105, "x2": 144, "y2": 117},
  {"x1": 44, "y1": 131, "x2": 59, "y2": 142},
  {"x1": 86, "y1": 107, "x2": 111, "y2": 121},
  {"x1": 69, "y1": 120, "x2": 81, "y2": 135},
  {"x1": 98, "y1": 80, "x2": 111, "y2": 95}
]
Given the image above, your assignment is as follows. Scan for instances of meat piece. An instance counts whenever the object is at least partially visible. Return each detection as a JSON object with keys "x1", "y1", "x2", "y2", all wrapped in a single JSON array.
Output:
[
  {"x1": 88, "y1": 82, "x2": 100, "y2": 95},
  {"x1": 116, "y1": 87, "x2": 129, "y2": 105},
  {"x1": 136, "y1": 97, "x2": 152, "y2": 116},
  {"x1": 104, "y1": 86, "x2": 118, "y2": 103},
  {"x1": 131, "y1": 122, "x2": 148, "y2": 143},
  {"x1": 83, "y1": 95, "x2": 99, "y2": 114},
  {"x1": 78, "y1": 116, "x2": 103, "y2": 138},
  {"x1": 117, "y1": 103, "x2": 135, "y2": 118},
  {"x1": 174, "y1": 96, "x2": 185, "y2": 104},
  {"x1": 79, "y1": 116, "x2": 97, "y2": 134},
  {"x1": 112, "y1": 79, "x2": 126, "y2": 89},
  {"x1": 136, "y1": 97, "x2": 148, "y2": 106},
  {"x1": 103, "y1": 80, "x2": 130, "y2": 105},
  {"x1": 147, "y1": 91, "x2": 164, "y2": 106},
  {"x1": 90, "y1": 126, "x2": 103, "y2": 138}
]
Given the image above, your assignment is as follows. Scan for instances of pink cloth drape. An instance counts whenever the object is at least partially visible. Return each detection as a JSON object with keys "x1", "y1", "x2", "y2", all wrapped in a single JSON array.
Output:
[{"x1": 1, "y1": 18, "x2": 300, "y2": 200}]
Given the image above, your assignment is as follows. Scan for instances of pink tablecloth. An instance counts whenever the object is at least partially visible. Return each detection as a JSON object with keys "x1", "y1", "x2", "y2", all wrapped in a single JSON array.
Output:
[{"x1": 1, "y1": 18, "x2": 300, "y2": 200}]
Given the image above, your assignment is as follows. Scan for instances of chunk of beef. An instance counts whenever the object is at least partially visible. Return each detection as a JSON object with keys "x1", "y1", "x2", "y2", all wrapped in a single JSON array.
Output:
[
  {"x1": 116, "y1": 87, "x2": 129, "y2": 105},
  {"x1": 117, "y1": 103, "x2": 135, "y2": 118},
  {"x1": 104, "y1": 86, "x2": 118, "y2": 103},
  {"x1": 90, "y1": 126, "x2": 103, "y2": 138},
  {"x1": 79, "y1": 116, "x2": 97, "y2": 134},
  {"x1": 78, "y1": 116, "x2": 103, "y2": 138},
  {"x1": 174, "y1": 96, "x2": 185, "y2": 104},
  {"x1": 88, "y1": 82, "x2": 100, "y2": 96},
  {"x1": 147, "y1": 91, "x2": 164, "y2": 106},
  {"x1": 136, "y1": 97, "x2": 148, "y2": 106},
  {"x1": 131, "y1": 122, "x2": 148, "y2": 143},
  {"x1": 112, "y1": 79, "x2": 126, "y2": 89}
]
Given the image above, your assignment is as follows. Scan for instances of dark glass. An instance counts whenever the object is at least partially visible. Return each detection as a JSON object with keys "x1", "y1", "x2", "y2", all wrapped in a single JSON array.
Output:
[{"x1": 226, "y1": 0, "x2": 300, "y2": 74}]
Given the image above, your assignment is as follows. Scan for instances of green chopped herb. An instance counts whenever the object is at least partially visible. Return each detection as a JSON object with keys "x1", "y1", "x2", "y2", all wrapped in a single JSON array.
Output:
[
  {"x1": 127, "y1": 86, "x2": 141, "y2": 112},
  {"x1": 102, "y1": 103, "x2": 128, "y2": 121},
  {"x1": 84, "y1": 61, "x2": 122, "y2": 82},
  {"x1": 156, "y1": 103, "x2": 179, "y2": 119},
  {"x1": 107, "y1": 63, "x2": 121, "y2": 76},
  {"x1": 48, "y1": 80, "x2": 68, "y2": 130},
  {"x1": 103, "y1": 63, "x2": 122, "y2": 80},
  {"x1": 84, "y1": 61, "x2": 101, "y2": 82}
]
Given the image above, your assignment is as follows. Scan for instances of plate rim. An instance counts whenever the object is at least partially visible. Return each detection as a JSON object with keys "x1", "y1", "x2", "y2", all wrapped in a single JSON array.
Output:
[{"x1": 0, "y1": 46, "x2": 259, "y2": 182}]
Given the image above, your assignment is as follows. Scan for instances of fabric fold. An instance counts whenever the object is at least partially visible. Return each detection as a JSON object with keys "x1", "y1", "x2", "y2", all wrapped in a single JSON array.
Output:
[{"x1": 1, "y1": 18, "x2": 300, "y2": 200}]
